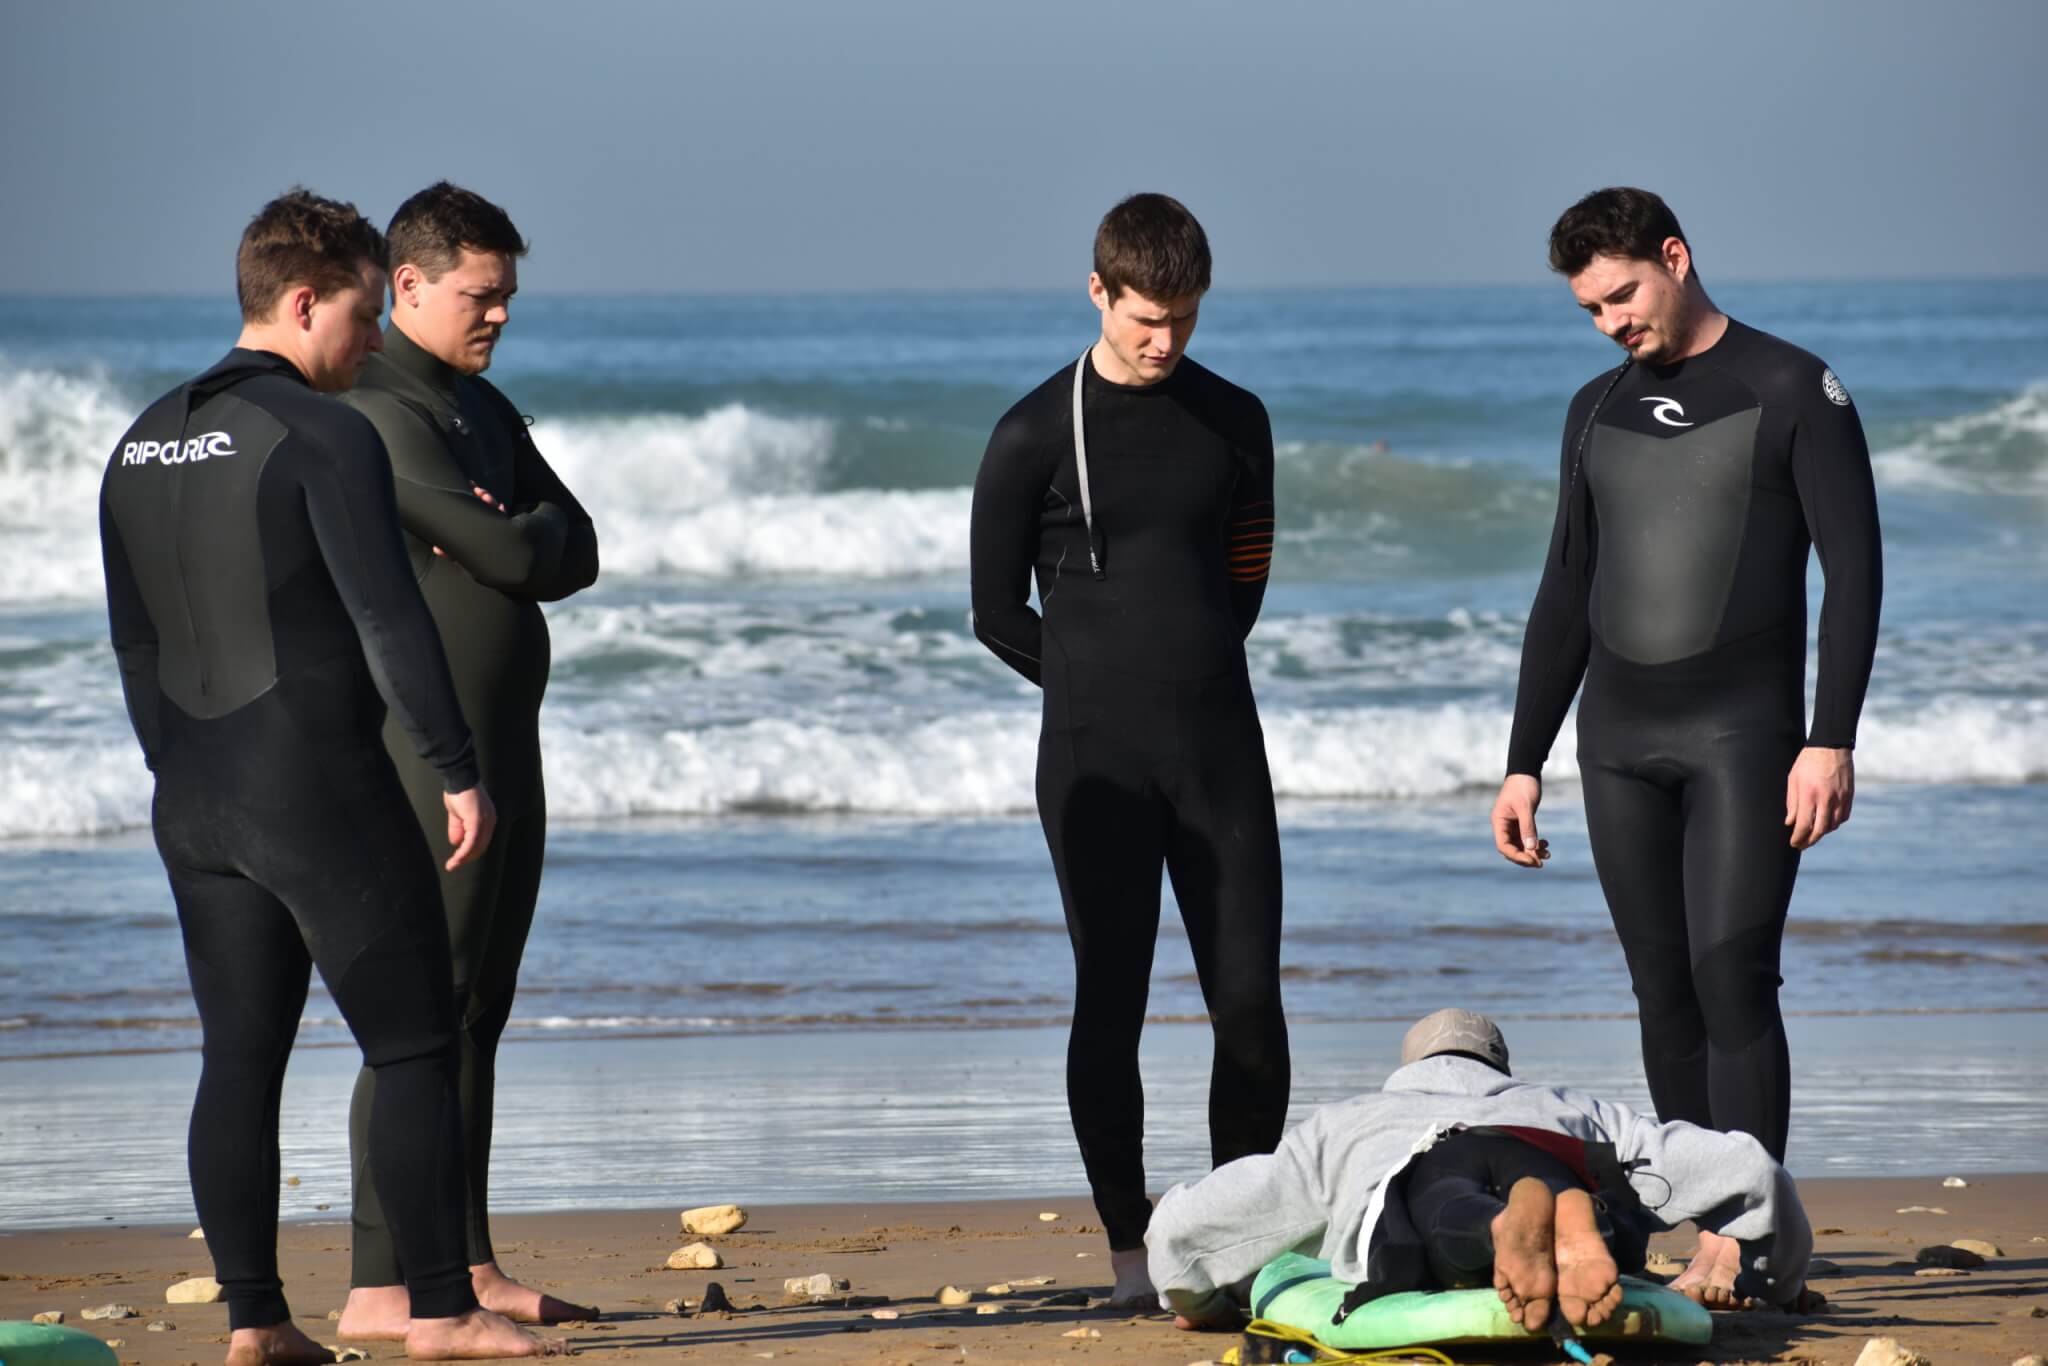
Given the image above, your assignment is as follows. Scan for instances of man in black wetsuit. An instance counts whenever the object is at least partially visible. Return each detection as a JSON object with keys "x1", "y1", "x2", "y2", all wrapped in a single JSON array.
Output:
[
  {"x1": 1490, "y1": 187, "x2": 1881, "y2": 1295},
  {"x1": 970, "y1": 193, "x2": 1288, "y2": 1306},
  {"x1": 335, "y1": 183, "x2": 599, "y2": 1338},
  {"x1": 99, "y1": 189, "x2": 555, "y2": 1363}
]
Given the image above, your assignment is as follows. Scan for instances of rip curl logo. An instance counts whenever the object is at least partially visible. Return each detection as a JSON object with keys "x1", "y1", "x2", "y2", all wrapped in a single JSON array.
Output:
[
  {"x1": 1821, "y1": 368, "x2": 1851, "y2": 406},
  {"x1": 121, "y1": 431, "x2": 237, "y2": 467},
  {"x1": 1639, "y1": 396, "x2": 1694, "y2": 428}
]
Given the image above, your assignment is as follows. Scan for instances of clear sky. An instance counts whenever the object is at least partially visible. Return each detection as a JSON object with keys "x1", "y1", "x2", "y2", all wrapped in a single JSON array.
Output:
[{"x1": 4, "y1": 0, "x2": 2042, "y2": 294}]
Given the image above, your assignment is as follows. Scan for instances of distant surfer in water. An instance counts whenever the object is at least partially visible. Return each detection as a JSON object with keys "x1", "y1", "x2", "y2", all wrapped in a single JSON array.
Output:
[
  {"x1": 969, "y1": 192, "x2": 1288, "y2": 1305},
  {"x1": 337, "y1": 183, "x2": 599, "y2": 1338}
]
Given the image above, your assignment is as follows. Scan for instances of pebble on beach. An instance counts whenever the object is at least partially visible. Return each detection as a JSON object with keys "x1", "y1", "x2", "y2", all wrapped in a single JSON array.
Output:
[
  {"x1": 2013, "y1": 1357, "x2": 2045, "y2": 1366},
  {"x1": 783, "y1": 1273, "x2": 850, "y2": 1302},
  {"x1": 1951, "y1": 1239, "x2": 2002, "y2": 1258},
  {"x1": 1917, "y1": 1246, "x2": 1987, "y2": 1269},
  {"x1": 146, "y1": 1321, "x2": 174, "y2": 1333},
  {"x1": 1915, "y1": 1267, "x2": 1969, "y2": 1278},
  {"x1": 976, "y1": 1303, "x2": 1001, "y2": 1315},
  {"x1": 936, "y1": 1285, "x2": 973, "y2": 1306},
  {"x1": 1855, "y1": 1338, "x2": 1931, "y2": 1366},
  {"x1": 986, "y1": 1282, "x2": 1013, "y2": 1295},
  {"x1": 32, "y1": 1311, "x2": 64, "y2": 1325},
  {"x1": 166, "y1": 1276, "x2": 224, "y2": 1304},
  {"x1": 666, "y1": 1242, "x2": 722, "y2": 1271},
  {"x1": 82, "y1": 1305, "x2": 138, "y2": 1321},
  {"x1": 680, "y1": 1204, "x2": 748, "y2": 1237},
  {"x1": 1943, "y1": 1177, "x2": 1969, "y2": 1188},
  {"x1": 869, "y1": 1309, "x2": 900, "y2": 1320},
  {"x1": 1896, "y1": 1206, "x2": 1948, "y2": 1215},
  {"x1": 1061, "y1": 1327, "x2": 1102, "y2": 1339},
  {"x1": 187, "y1": 1228, "x2": 205, "y2": 1240},
  {"x1": 334, "y1": 1349, "x2": 369, "y2": 1362}
]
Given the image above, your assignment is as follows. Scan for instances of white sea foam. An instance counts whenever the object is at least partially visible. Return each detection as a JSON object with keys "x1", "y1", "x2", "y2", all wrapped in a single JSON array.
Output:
[
  {"x1": 0, "y1": 366, "x2": 137, "y2": 604},
  {"x1": 1873, "y1": 383, "x2": 2048, "y2": 494}
]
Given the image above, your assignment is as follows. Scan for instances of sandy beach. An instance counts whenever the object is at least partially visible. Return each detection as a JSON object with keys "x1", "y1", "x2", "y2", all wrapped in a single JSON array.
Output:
[{"x1": 4, "y1": 1178, "x2": 2043, "y2": 1366}]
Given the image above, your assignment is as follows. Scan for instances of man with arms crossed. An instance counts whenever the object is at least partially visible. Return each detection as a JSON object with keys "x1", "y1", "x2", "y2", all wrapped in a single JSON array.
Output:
[
  {"x1": 337, "y1": 183, "x2": 600, "y2": 1336},
  {"x1": 970, "y1": 193, "x2": 1288, "y2": 1305},
  {"x1": 1490, "y1": 187, "x2": 1880, "y2": 1297},
  {"x1": 99, "y1": 189, "x2": 555, "y2": 1362}
]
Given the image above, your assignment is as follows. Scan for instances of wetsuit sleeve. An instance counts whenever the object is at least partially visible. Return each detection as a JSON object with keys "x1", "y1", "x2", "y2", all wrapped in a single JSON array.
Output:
[
  {"x1": 1146, "y1": 1136, "x2": 1329, "y2": 1320},
  {"x1": 1504, "y1": 389, "x2": 1599, "y2": 778},
  {"x1": 969, "y1": 408, "x2": 1051, "y2": 686},
  {"x1": 298, "y1": 422, "x2": 481, "y2": 793},
  {"x1": 1227, "y1": 399, "x2": 1277, "y2": 636},
  {"x1": 1788, "y1": 375, "x2": 1882, "y2": 748},
  {"x1": 99, "y1": 497, "x2": 162, "y2": 770},
  {"x1": 354, "y1": 392, "x2": 574, "y2": 596},
  {"x1": 507, "y1": 418, "x2": 600, "y2": 602}
]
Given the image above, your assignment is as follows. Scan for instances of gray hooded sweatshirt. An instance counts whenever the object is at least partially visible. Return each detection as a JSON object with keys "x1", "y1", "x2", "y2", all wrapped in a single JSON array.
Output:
[{"x1": 1146, "y1": 1056, "x2": 1811, "y2": 1319}]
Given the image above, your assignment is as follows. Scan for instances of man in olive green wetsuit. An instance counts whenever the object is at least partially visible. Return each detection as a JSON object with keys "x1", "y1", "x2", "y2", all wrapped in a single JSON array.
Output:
[{"x1": 337, "y1": 183, "x2": 600, "y2": 1337}]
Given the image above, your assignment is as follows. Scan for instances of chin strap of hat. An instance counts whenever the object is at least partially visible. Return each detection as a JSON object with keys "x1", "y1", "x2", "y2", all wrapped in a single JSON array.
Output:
[{"x1": 1072, "y1": 350, "x2": 1106, "y2": 579}]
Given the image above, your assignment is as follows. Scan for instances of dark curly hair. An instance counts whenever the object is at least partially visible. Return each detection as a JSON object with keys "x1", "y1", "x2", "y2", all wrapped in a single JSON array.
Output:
[{"x1": 235, "y1": 188, "x2": 388, "y2": 322}]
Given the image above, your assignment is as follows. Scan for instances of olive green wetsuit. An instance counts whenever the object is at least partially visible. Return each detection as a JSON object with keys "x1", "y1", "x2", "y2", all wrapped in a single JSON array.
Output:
[{"x1": 341, "y1": 323, "x2": 599, "y2": 1286}]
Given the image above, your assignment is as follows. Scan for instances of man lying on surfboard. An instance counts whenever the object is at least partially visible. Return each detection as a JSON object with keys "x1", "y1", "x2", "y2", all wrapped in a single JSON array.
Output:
[{"x1": 1147, "y1": 1010, "x2": 1815, "y2": 1332}]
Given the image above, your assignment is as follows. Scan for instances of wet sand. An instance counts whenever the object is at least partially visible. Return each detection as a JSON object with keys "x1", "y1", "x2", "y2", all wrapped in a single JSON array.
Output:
[{"x1": 3, "y1": 1177, "x2": 2043, "y2": 1365}]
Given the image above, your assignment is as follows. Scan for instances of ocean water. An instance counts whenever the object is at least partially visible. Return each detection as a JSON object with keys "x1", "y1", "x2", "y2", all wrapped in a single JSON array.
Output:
[{"x1": 0, "y1": 284, "x2": 2044, "y2": 1215}]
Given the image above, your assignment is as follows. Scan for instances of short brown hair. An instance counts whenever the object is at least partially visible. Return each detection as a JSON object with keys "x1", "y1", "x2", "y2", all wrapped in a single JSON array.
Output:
[
  {"x1": 386, "y1": 181, "x2": 529, "y2": 282},
  {"x1": 1548, "y1": 187, "x2": 1691, "y2": 277},
  {"x1": 235, "y1": 188, "x2": 388, "y2": 322},
  {"x1": 1094, "y1": 193, "x2": 1211, "y2": 303}
]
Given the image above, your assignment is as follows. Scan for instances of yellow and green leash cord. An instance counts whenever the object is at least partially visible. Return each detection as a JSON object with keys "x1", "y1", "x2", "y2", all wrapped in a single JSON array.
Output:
[{"x1": 1222, "y1": 1319, "x2": 1460, "y2": 1365}]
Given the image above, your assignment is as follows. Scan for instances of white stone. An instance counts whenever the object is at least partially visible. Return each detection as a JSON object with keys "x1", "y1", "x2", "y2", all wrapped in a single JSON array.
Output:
[
  {"x1": 1854, "y1": 1339, "x2": 1930, "y2": 1366},
  {"x1": 666, "y1": 1242, "x2": 722, "y2": 1270},
  {"x1": 790, "y1": 1272, "x2": 849, "y2": 1298},
  {"x1": 1915, "y1": 1267, "x2": 1968, "y2": 1278},
  {"x1": 936, "y1": 1284, "x2": 973, "y2": 1306},
  {"x1": 147, "y1": 1322, "x2": 175, "y2": 1333},
  {"x1": 334, "y1": 1351, "x2": 368, "y2": 1362},
  {"x1": 976, "y1": 1303, "x2": 1001, "y2": 1315},
  {"x1": 82, "y1": 1305, "x2": 138, "y2": 1321},
  {"x1": 986, "y1": 1283, "x2": 1013, "y2": 1295},
  {"x1": 1942, "y1": 1177, "x2": 1968, "y2": 1188},
  {"x1": 32, "y1": 1312, "x2": 64, "y2": 1326},
  {"x1": 1062, "y1": 1327, "x2": 1101, "y2": 1339},
  {"x1": 869, "y1": 1309, "x2": 900, "y2": 1320},
  {"x1": 167, "y1": 1276, "x2": 224, "y2": 1304},
  {"x1": 104, "y1": 1340, "x2": 124, "y2": 1349},
  {"x1": 1039, "y1": 1211, "x2": 1061, "y2": 1222},
  {"x1": 187, "y1": 1228, "x2": 205, "y2": 1240},
  {"x1": 1895, "y1": 1206, "x2": 1947, "y2": 1215},
  {"x1": 1951, "y1": 1239, "x2": 2001, "y2": 1258},
  {"x1": 680, "y1": 1204, "x2": 748, "y2": 1237},
  {"x1": 2011, "y1": 1356, "x2": 2045, "y2": 1366}
]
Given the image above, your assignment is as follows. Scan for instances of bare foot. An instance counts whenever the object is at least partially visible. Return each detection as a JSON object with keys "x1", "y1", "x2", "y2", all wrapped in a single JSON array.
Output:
[
  {"x1": 406, "y1": 1308, "x2": 565, "y2": 1359},
  {"x1": 1172, "y1": 1300, "x2": 1247, "y2": 1332},
  {"x1": 224, "y1": 1320, "x2": 336, "y2": 1366},
  {"x1": 1553, "y1": 1189, "x2": 1622, "y2": 1329},
  {"x1": 1489, "y1": 1176, "x2": 1557, "y2": 1332},
  {"x1": 1670, "y1": 1229, "x2": 1752, "y2": 1310},
  {"x1": 1107, "y1": 1247, "x2": 1156, "y2": 1309},
  {"x1": 338, "y1": 1285, "x2": 412, "y2": 1341},
  {"x1": 471, "y1": 1262, "x2": 597, "y2": 1324}
]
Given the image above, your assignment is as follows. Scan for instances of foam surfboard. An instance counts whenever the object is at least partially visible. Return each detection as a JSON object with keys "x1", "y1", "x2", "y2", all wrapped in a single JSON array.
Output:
[
  {"x1": 0, "y1": 1321, "x2": 123, "y2": 1366},
  {"x1": 1250, "y1": 1252, "x2": 1713, "y2": 1351}
]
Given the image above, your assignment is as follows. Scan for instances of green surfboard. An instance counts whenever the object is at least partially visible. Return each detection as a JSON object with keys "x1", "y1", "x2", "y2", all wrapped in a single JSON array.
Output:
[
  {"x1": 0, "y1": 1321, "x2": 123, "y2": 1366},
  {"x1": 1250, "y1": 1252, "x2": 1713, "y2": 1350}
]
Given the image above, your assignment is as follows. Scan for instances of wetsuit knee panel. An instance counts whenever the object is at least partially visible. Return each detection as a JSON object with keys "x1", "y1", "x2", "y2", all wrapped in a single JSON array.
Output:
[{"x1": 1690, "y1": 925, "x2": 1785, "y2": 1051}]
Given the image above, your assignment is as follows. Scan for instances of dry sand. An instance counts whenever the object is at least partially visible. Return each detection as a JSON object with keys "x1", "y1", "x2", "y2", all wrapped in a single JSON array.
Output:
[{"x1": 3, "y1": 1177, "x2": 2043, "y2": 1365}]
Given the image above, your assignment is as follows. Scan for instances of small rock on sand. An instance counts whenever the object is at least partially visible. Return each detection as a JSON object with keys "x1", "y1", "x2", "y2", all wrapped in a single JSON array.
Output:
[
  {"x1": 976, "y1": 1303, "x2": 1001, "y2": 1315},
  {"x1": 82, "y1": 1305, "x2": 139, "y2": 1321},
  {"x1": 2028, "y1": 1305, "x2": 2047, "y2": 1318},
  {"x1": 1061, "y1": 1327, "x2": 1101, "y2": 1339},
  {"x1": 1914, "y1": 1266, "x2": 1969, "y2": 1278},
  {"x1": 662, "y1": 1298, "x2": 687, "y2": 1315},
  {"x1": 870, "y1": 1309, "x2": 900, "y2": 1320},
  {"x1": 936, "y1": 1285, "x2": 973, "y2": 1306},
  {"x1": 680, "y1": 1204, "x2": 748, "y2": 1237},
  {"x1": 1951, "y1": 1238, "x2": 2001, "y2": 1258},
  {"x1": 1854, "y1": 1338, "x2": 1930, "y2": 1366},
  {"x1": 103, "y1": 1340, "x2": 124, "y2": 1349},
  {"x1": 986, "y1": 1282, "x2": 1013, "y2": 1295},
  {"x1": 2013, "y1": 1357, "x2": 2045, "y2": 1366},
  {"x1": 1807, "y1": 1257, "x2": 1843, "y2": 1277},
  {"x1": 1917, "y1": 1246, "x2": 1986, "y2": 1269},
  {"x1": 32, "y1": 1312, "x2": 64, "y2": 1325},
  {"x1": 784, "y1": 1273, "x2": 850, "y2": 1301},
  {"x1": 188, "y1": 1228, "x2": 205, "y2": 1239},
  {"x1": 1942, "y1": 1177, "x2": 1968, "y2": 1188},
  {"x1": 326, "y1": 1311, "x2": 341, "y2": 1321},
  {"x1": 147, "y1": 1322, "x2": 175, "y2": 1333},
  {"x1": 1895, "y1": 1206, "x2": 1947, "y2": 1215},
  {"x1": 335, "y1": 1350, "x2": 369, "y2": 1362},
  {"x1": 1039, "y1": 1212, "x2": 1061, "y2": 1222},
  {"x1": 695, "y1": 1282, "x2": 735, "y2": 1315},
  {"x1": 666, "y1": 1242, "x2": 722, "y2": 1270},
  {"x1": 167, "y1": 1276, "x2": 224, "y2": 1304}
]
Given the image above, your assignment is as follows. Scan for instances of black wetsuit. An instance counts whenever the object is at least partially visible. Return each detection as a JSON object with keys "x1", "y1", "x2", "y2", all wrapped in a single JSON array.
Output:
[
  {"x1": 970, "y1": 350, "x2": 1288, "y2": 1251},
  {"x1": 99, "y1": 349, "x2": 482, "y2": 1329},
  {"x1": 339, "y1": 324, "x2": 598, "y2": 1286},
  {"x1": 1506, "y1": 319, "x2": 1883, "y2": 1160}
]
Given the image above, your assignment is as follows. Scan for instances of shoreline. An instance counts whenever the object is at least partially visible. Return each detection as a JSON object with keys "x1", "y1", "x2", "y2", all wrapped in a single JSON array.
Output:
[{"x1": 4, "y1": 1179, "x2": 2045, "y2": 1365}]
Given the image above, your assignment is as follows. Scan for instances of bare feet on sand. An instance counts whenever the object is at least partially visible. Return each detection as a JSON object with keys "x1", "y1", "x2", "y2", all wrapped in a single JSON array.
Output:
[
  {"x1": 338, "y1": 1285, "x2": 411, "y2": 1341},
  {"x1": 1172, "y1": 1300, "x2": 1248, "y2": 1332},
  {"x1": 224, "y1": 1321, "x2": 336, "y2": 1366},
  {"x1": 1108, "y1": 1246, "x2": 1157, "y2": 1308},
  {"x1": 1490, "y1": 1176, "x2": 1558, "y2": 1332},
  {"x1": 1670, "y1": 1228, "x2": 1753, "y2": 1310},
  {"x1": 406, "y1": 1308, "x2": 565, "y2": 1359},
  {"x1": 471, "y1": 1262, "x2": 597, "y2": 1324},
  {"x1": 1552, "y1": 1188, "x2": 1622, "y2": 1329}
]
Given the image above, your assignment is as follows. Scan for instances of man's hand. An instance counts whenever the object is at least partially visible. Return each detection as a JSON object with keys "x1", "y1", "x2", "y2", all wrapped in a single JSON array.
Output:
[
  {"x1": 443, "y1": 783, "x2": 499, "y2": 870},
  {"x1": 1491, "y1": 774, "x2": 1550, "y2": 867},
  {"x1": 1785, "y1": 747, "x2": 1853, "y2": 849}
]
